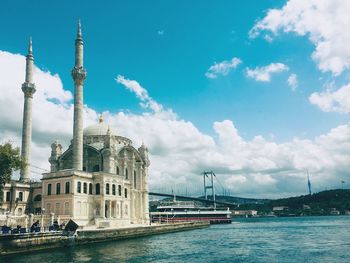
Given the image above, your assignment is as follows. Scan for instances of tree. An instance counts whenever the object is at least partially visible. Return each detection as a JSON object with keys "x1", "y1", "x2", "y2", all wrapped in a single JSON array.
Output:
[{"x1": 0, "y1": 142, "x2": 23, "y2": 204}]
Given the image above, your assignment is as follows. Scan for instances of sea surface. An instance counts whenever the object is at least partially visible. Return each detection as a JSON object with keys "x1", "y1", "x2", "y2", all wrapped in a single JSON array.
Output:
[{"x1": 3, "y1": 216, "x2": 350, "y2": 263}]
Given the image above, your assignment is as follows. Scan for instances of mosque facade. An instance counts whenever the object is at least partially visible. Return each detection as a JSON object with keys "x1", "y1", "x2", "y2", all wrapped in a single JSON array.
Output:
[{"x1": 1, "y1": 21, "x2": 150, "y2": 228}]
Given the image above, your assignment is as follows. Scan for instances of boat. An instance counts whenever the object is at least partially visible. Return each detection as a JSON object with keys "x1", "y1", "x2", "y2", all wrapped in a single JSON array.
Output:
[{"x1": 150, "y1": 200, "x2": 232, "y2": 224}]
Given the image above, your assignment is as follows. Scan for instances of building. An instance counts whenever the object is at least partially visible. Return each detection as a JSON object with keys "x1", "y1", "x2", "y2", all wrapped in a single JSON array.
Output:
[
  {"x1": 232, "y1": 210, "x2": 258, "y2": 217},
  {"x1": 43, "y1": 116, "x2": 150, "y2": 227},
  {"x1": 1, "y1": 21, "x2": 150, "y2": 228},
  {"x1": 272, "y1": 206, "x2": 289, "y2": 212}
]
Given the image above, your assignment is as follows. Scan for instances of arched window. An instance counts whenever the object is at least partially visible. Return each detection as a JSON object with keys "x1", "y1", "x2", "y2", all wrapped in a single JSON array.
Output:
[
  {"x1": 124, "y1": 204, "x2": 128, "y2": 216},
  {"x1": 89, "y1": 183, "x2": 92, "y2": 195},
  {"x1": 118, "y1": 185, "x2": 122, "y2": 196},
  {"x1": 124, "y1": 188, "x2": 128, "y2": 198},
  {"x1": 48, "y1": 184, "x2": 52, "y2": 195},
  {"x1": 6, "y1": 192, "x2": 11, "y2": 202},
  {"x1": 112, "y1": 184, "x2": 116, "y2": 195},
  {"x1": 64, "y1": 202, "x2": 69, "y2": 215},
  {"x1": 17, "y1": 208, "x2": 23, "y2": 216},
  {"x1": 106, "y1": 183, "x2": 110, "y2": 195},
  {"x1": 65, "y1": 182, "x2": 70, "y2": 194},
  {"x1": 125, "y1": 168, "x2": 128, "y2": 180},
  {"x1": 116, "y1": 166, "x2": 120, "y2": 175},
  {"x1": 95, "y1": 183, "x2": 100, "y2": 195},
  {"x1": 18, "y1": 192, "x2": 23, "y2": 201},
  {"x1": 83, "y1": 182, "x2": 87, "y2": 194},
  {"x1": 47, "y1": 203, "x2": 51, "y2": 213},
  {"x1": 34, "y1": 194, "x2": 42, "y2": 202},
  {"x1": 55, "y1": 203, "x2": 60, "y2": 215},
  {"x1": 134, "y1": 171, "x2": 137, "y2": 189},
  {"x1": 77, "y1": 181, "x2": 81, "y2": 193},
  {"x1": 56, "y1": 183, "x2": 61, "y2": 195}
]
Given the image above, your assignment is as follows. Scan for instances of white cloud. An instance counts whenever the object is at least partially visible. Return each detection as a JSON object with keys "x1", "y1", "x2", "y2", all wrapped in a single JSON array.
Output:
[
  {"x1": 309, "y1": 83, "x2": 350, "y2": 113},
  {"x1": 205, "y1": 57, "x2": 242, "y2": 79},
  {"x1": 1, "y1": 50, "x2": 350, "y2": 198},
  {"x1": 250, "y1": 0, "x2": 350, "y2": 75},
  {"x1": 115, "y1": 75, "x2": 174, "y2": 117},
  {"x1": 287, "y1": 73, "x2": 298, "y2": 91},
  {"x1": 246, "y1": 63, "x2": 289, "y2": 82}
]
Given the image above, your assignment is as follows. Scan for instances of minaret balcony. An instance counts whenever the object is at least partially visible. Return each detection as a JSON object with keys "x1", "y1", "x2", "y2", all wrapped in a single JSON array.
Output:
[
  {"x1": 71, "y1": 66, "x2": 87, "y2": 83},
  {"x1": 21, "y1": 82, "x2": 36, "y2": 98}
]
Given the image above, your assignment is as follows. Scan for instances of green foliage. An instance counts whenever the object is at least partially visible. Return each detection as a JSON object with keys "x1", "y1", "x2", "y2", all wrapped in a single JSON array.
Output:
[{"x1": 0, "y1": 142, "x2": 23, "y2": 203}]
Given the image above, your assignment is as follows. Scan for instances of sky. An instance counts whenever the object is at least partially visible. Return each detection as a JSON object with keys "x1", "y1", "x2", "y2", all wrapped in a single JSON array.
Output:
[{"x1": 1, "y1": 0, "x2": 350, "y2": 198}]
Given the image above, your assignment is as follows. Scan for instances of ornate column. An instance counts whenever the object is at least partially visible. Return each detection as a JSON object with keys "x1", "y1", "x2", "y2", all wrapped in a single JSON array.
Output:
[
  {"x1": 20, "y1": 38, "x2": 36, "y2": 182},
  {"x1": 71, "y1": 20, "x2": 87, "y2": 170}
]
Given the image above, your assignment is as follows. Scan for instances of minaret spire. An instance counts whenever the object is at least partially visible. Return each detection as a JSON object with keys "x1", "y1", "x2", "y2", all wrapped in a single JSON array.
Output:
[
  {"x1": 28, "y1": 37, "x2": 33, "y2": 54},
  {"x1": 71, "y1": 20, "x2": 87, "y2": 170},
  {"x1": 77, "y1": 19, "x2": 82, "y2": 39},
  {"x1": 20, "y1": 37, "x2": 36, "y2": 182},
  {"x1": 25, "y1": 37, "x2": 34, "y2": 83}
]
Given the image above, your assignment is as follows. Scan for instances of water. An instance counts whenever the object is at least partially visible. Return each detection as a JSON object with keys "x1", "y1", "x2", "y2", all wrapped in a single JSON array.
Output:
[{"x1": 3, "y1": 216, "x2": 350, "y2": 262}]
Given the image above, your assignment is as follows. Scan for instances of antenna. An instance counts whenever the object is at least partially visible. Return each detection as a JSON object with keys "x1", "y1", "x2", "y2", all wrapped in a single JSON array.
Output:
[{"x1": 307, "y1": 170, "x2": 312, "y2": 195}]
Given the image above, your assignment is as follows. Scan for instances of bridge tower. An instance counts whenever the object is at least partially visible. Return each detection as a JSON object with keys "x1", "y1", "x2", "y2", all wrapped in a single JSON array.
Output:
[{"x1": 203, "y1": 171, "x2": 216, "y2": 210}]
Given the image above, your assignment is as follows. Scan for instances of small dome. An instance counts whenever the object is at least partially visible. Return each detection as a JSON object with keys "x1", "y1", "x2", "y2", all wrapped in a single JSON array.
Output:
[{"x1": 83, "y1": 116, "x2": 117, "y2": 136}]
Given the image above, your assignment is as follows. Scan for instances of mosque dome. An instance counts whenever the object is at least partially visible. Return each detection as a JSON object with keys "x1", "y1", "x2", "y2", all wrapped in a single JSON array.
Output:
[{"x1": 83, "y1": 115, "x2": 117, "y2": 136}]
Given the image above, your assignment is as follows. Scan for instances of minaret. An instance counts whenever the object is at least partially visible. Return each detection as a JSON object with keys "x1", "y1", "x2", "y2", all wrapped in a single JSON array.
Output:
[
  {"x1": 20, "y1": 37, "x2": 36, "y2": 182},
  {"x1": 71, "y1": 20, "x2": 87, "y2": 170}
]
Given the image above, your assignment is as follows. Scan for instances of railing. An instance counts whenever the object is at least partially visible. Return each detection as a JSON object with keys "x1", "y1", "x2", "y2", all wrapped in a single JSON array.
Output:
[{"x1": 0, "y1": 213, "x2": 71, "y2": 234}]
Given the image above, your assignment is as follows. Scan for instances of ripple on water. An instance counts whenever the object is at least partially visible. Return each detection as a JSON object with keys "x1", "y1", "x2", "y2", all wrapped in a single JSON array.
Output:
[{"x1": 1, "y1": 216, "x2": 350, "y2": 263}]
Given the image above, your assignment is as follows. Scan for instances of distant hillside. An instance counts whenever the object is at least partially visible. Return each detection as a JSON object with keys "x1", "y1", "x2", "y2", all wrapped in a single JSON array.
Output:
[
  {"x1": 237, "y1": 189, "x2": 350, "y2": 216},
  {"x1": 210, "y1": 195, "x2": 270, "y2": 205},
  {"x1": 150, "y1": 189, "x2": 350, "y2": 216}
]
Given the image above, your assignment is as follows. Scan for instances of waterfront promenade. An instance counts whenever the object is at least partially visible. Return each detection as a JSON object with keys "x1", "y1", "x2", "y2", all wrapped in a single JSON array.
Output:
[{"x1": 0, "y1": 221, "x2": 209, "y2": 256}]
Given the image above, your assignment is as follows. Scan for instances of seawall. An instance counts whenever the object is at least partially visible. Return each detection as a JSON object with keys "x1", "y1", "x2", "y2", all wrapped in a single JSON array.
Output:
[{"x1": 0, "y1": 221, "x2": 209, "y2": 256}]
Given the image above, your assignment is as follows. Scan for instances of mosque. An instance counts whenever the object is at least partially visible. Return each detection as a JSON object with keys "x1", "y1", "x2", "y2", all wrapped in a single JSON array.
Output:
[{"x1": 0, "y1": 21, "x2": 150, "y2": 227}]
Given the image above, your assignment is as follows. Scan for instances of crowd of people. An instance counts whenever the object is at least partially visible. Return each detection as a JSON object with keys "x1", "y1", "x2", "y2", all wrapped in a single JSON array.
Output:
[{"x1": 0, "y1": 219, "x2": 64, "y2": 234}]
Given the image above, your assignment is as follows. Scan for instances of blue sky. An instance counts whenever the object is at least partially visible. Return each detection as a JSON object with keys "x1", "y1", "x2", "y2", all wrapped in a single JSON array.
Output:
[
  {"x1": 1, "y1": 0, "x2": 348, "y2": 142},
  {"x1": 1, "y1": 0, "x2": 350, "y2": 197}
]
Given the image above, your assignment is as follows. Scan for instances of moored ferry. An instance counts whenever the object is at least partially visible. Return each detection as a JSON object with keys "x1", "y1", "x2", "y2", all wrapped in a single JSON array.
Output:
[{"x1": 150, "y1": 200, "x2": 232, "y2": 224}]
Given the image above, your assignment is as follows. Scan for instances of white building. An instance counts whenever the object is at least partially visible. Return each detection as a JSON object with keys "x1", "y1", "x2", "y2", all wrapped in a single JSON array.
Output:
[
  {"x1": 43, "y1": 117, "x2": 150, "y2": 227},
  {"x1": 1, "y1": 21, "x2": 150, "y2": 228}
]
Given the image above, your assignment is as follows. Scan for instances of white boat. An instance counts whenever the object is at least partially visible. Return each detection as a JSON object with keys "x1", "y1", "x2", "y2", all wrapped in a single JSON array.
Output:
[{"x1": 150, "y1": 200, "x2": 232, "y2": 224}]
